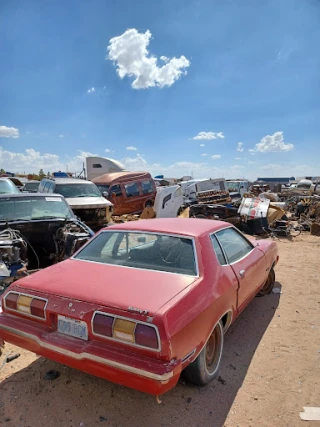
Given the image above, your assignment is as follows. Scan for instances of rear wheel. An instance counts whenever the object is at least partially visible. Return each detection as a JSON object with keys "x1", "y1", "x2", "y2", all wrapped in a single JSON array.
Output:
[
  {"x1": 258, "y1": 268, "x2": 275, "y2": 296},
  {"x1": 183, "y1": 321, "x2": 224, "y2": 385},
  {"x1": 145, "y1": 200, "x2": 153, "y2": 208}
]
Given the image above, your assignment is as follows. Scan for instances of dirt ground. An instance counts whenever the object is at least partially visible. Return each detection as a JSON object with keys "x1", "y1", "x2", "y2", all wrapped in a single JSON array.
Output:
[{"x1": 0, "y1": 233, "x2": 319, "y2": 427}]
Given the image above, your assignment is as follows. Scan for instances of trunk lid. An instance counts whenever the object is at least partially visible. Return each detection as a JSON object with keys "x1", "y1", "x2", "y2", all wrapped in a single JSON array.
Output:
[{"x1": 14, "y1": 259, "x2": 196, "y2": 315}]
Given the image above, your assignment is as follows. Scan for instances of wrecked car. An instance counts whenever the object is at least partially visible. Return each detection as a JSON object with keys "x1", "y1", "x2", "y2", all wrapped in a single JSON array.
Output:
[
  {"x1": 0, "y1": 193, "x2": 93, "y2": 292},
  {"x1": 0, "y1": 218, "x2": 278, "y2": 395},
  {"x1": 38, "y1": 178, "x2": 113, "y2": 230}
]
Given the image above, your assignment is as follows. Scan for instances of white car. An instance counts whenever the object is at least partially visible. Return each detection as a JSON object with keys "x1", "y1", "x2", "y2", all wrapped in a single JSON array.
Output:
[{"x1": 38, "y1": 178, "x2": 113, "y2": 229}]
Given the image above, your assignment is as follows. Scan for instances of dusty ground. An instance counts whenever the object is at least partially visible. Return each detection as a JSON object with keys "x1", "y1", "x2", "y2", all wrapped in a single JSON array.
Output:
[{"x1": 0, "y1": 233, "x2": 319, "y2": 427}]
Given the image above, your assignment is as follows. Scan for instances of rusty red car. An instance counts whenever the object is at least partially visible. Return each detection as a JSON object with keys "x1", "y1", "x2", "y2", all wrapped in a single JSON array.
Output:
[{"x1": 0, "y1": 218, "x2": 278, "y2": 395}]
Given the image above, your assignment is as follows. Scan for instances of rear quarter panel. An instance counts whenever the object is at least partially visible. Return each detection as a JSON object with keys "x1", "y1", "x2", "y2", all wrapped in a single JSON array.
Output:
[{"x1": 157, "y1": 234, "x2": 238, "y2": 362}]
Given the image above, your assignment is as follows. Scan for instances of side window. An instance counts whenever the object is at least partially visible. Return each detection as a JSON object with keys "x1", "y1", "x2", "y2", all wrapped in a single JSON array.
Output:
[
  {"x1": 210, "y1": 235, "x2": 227, "y2": 265},
  {"x1": 109, "y1": 184, "x2": 122, "y2": 197},
  {"x1": 92, "y1": 163, "x2": 102, "y2": 168},
  {"x1": 141, "y1": 180, "x2": 153, "y2": 194},
  {"x1": 124, "y1": 182, "x2": 140, "y2": 197},
  {"x1": 216, "y1": 228, "x2": 253, "y2": 264}
]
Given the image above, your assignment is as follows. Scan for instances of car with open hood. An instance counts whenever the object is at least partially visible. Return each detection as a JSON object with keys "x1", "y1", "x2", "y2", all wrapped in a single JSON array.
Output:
[
  {"x1": 0, "y1": 193, "x2": 94, "y2": 292},
  {"x1": 0, "y1": 218, "x2": 278, "y2": 395}
]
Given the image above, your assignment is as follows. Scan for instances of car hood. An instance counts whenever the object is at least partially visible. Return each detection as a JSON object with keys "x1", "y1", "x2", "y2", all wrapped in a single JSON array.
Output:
[
  {"x1": 14, "y1": 259, "x2": 196, "y2": 315},
  {"x1": 66, "y1": 196, "x2": 113, "y2": 209}
]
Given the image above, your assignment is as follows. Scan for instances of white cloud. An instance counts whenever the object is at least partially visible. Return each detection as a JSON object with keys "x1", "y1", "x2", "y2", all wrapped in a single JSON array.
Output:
[
  {"x1": 0, "y1": 125, "x2": 20, "y2": 139},
  {"x1": 59, "y1": 134, "x2": 64, "y2": 138},
  {"x1": 105, "y1": 148, "x2": 111, "y2": 153},
  {"x1": 200, "y1": 144, "x2": 205, "y2": 147},
  {"x1": 201, "y1": 153, "x2": 207, "y2": 156},
  {"x1": 237, "y1": 142, "x2": 244, "y2": 152},
  {"x1": 212, "y1": 155, "x2": 221, "y2": 160},
  {"x1": 126, "y1": 146, "x2": 137, "y2": 151},
  {"x1": 248, "y1": 161, "x2": 256, "y2": 164},
  {"x1": 107, "y1": 28, "x2": 190, "y2": 89},
  {"x1": 2, "y1": 146, "x2": 319, "y2": 181},
  {"x1": 192, "y1": 131, "x2": 224, "y2": 140},
  {"x1": 251, "y1": 131, "x2": 294, "y2": 153},
  {"x1": 87, "y1": 87, "x2": 95, "y2": 94},
  {"x1": 230, "y1": 165, "x2": 245, "y2": 170},
  {"x1": 234, "y1": 157, "x2": 242, "y2": 160}
]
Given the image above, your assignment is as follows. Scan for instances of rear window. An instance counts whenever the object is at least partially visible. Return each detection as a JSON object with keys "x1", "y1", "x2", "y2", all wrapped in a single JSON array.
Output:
[
  {"x1": 124, "y1": 182, "x2": 140, "y2": 197},
  {"x1": 75, "y1": 231, "x2": 197, "y2": 276}
]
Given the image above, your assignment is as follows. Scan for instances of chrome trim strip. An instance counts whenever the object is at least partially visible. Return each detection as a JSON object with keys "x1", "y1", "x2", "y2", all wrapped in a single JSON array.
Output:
[
  {"x1": 0, "y1": 324, "x2": 173, "y2": 382},
  {"x1": 3, "y1": 291, "x2": 48, "y2": 322},
  {"x1": 72, "y1": 230, "x2": 199, "y2": 278},
  {"x1": 181, "y1": 348, "x2": 196, "y2": 363},
  {"x1": 91, "y1": 310, "x2": 161, "y2": 352}
]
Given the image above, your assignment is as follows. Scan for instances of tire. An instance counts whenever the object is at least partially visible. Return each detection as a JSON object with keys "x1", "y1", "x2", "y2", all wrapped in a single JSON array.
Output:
[
  {"x1": 145, "y1": 200, "x2": 153, "y2": 208},
  {"x1": 258, "y1": 268, "x2": 275, "y2": 296},
  {"x1": 183, "y1": 320, "x2": 224, "y2": 386},
  {"x1": 195, "y1": 214, "x2": 207, "y2": 219}
]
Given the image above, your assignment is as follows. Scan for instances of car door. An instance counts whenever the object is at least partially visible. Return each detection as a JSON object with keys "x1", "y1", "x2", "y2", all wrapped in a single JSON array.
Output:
[{"x1": 215, "y1": 227, "x2": 268, "y2": 311}]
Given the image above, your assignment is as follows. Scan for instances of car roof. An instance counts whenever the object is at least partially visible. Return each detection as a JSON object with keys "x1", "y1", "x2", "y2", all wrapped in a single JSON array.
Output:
[
  {"x1": 0, "y1": 193, "x2": 66, "y2": 199},
  {"x1": 92, "y1": 171, "x2": 152, "y2": 184},
  {"x1": 42, "y1": 178, "x2": 93, "y2": 184},
  {"x1": 106, "y1": 218, "x2": 230, "y2": 237}
]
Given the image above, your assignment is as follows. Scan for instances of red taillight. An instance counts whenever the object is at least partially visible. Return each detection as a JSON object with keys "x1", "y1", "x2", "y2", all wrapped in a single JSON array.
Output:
[
  {"x1": 5, "y1": 293, "x2": 19, "y2": 310},
  {"x1": 30, "y1": 298, "x2": 46, "y2": 319},
  {"x1": 135, "y1": 324, "x2": 158, "y2": 349},
  {"x1": 93, "y1": 313, "x2": 114, "y2": 337}
]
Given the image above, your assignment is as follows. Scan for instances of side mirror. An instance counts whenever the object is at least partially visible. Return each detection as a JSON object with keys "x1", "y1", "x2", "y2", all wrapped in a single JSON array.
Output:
[{"x1": 102, "y1": 191, "x2": 109, "y2": 198}]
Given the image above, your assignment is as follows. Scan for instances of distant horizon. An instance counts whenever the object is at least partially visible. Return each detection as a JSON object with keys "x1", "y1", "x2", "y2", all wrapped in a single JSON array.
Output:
[{"x1": 1, "y1": 0, "x2": 319, "y2": 180}]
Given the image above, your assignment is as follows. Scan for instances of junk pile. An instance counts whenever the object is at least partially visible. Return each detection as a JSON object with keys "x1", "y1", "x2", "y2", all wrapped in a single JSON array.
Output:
[
  {"x1": 238, "y1": 197, "x2": 285, "y2": 235},
  {"x1": 295, "y1": 196, "x2": 320, "y2": 236}
]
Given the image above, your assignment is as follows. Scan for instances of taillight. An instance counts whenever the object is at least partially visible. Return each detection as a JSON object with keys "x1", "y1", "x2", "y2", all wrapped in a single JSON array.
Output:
[
  {"x1": 135, "y1": 324, "x2": 158, "y2": 349},
  {"x1": 30, "y1": 298, "x2": 46, "y2": 319},
  {"x1": 4, "y1": 292, "x2": 47, "y2": 320},
  {"x1": 5, "y1": 293, "x2": 19, "y2": 310},
  {"x1": 92, "y1": 311, "x2": 160, "y2": 351},
  {"x1": 92, "y1": 313, "x2": 113, "y2": 337}
]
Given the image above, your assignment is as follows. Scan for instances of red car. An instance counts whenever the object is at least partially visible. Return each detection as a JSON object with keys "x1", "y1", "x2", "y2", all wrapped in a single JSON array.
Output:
[{"x1": 0, "y1": 219, "x2": 278, "y2": 395}]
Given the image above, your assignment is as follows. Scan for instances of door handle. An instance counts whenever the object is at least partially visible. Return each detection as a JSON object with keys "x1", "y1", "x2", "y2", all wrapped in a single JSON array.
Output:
[{"x1": 239, "y1": 270, "x2": 245, "y2": 278}]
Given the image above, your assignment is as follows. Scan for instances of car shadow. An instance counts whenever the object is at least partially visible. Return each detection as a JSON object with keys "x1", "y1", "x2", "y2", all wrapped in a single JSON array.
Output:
[{"x1": 0, "y1": 286, "x2": 282, "y2": 427}]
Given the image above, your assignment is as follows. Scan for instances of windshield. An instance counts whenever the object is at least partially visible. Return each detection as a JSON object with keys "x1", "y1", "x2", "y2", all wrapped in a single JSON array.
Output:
[
  {"x1": 24, "y1": 182, "x2": 40, "y2": 191},
  {"x1": 0, "y1": 180, "x2": 20, "y2": 194},
  {"x1": 96, "y1": 184, "x2": 110, "y2": 194},
  {"x1": 0, "y1": 196, "x2": 74, "y2": 221},
  {"x1": 55, "y1": 183, "x2": 102, "y2": 198},
  {"x1": 75, "y1": 231, "x2": 197, "y2": 276},
  {"x1": 226, "y1": 182, "x2": 241, "y2": 192}
]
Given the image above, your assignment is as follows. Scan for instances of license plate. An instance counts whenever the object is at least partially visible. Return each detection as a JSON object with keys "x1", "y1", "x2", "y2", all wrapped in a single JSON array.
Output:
[{"x1": 57, "y1": 315, "x2": 88, "y2": 340}]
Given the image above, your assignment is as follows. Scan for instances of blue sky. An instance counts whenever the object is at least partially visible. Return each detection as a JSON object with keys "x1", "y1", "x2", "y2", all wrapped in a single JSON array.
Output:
[{"x1": 0, "y1": 0, "x2": 319, "y2": 179}]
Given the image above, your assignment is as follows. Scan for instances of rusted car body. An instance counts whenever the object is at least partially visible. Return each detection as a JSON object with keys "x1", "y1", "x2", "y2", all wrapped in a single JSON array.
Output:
[
  {"x1": 93, "y1": 171, "x2": 156, "y2": 216},
  {"x1": 0, "y1": 219, "x2": 278, "y2": 395}
]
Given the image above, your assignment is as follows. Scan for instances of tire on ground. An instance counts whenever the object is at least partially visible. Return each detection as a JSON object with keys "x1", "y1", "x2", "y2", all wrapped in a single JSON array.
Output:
[{"x1": 183, "y1": 320, "x2": 224, "y2": 386}]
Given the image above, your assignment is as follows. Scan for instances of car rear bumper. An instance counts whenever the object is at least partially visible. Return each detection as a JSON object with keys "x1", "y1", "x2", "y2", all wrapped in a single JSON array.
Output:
[{"x1": 0, "y1": 314, "x2": 180, "y2": 395}]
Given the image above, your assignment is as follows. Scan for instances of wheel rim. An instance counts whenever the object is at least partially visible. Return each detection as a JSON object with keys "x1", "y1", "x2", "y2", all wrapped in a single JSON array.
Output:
[{"x1": 205, "y1": 326, "x2": 222, "y2": 374}]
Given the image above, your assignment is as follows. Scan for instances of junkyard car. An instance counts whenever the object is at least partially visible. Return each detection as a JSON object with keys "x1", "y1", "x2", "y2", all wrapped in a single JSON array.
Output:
[
  {"x1": 0, "y1": 218, "x2": 278, "y2": 395},
  {"x1": 38, "y1": 177, "x2": 113, "y2": 230},
  {"x1": 0, "y1": 193, "x2": 93, "y2": 291},
  {"x1": 22, "y1": 180, "x2": 40, "y2": 193},
  {"x1": 0, "y1": 178, "x2": 21, "y2": 194}
]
